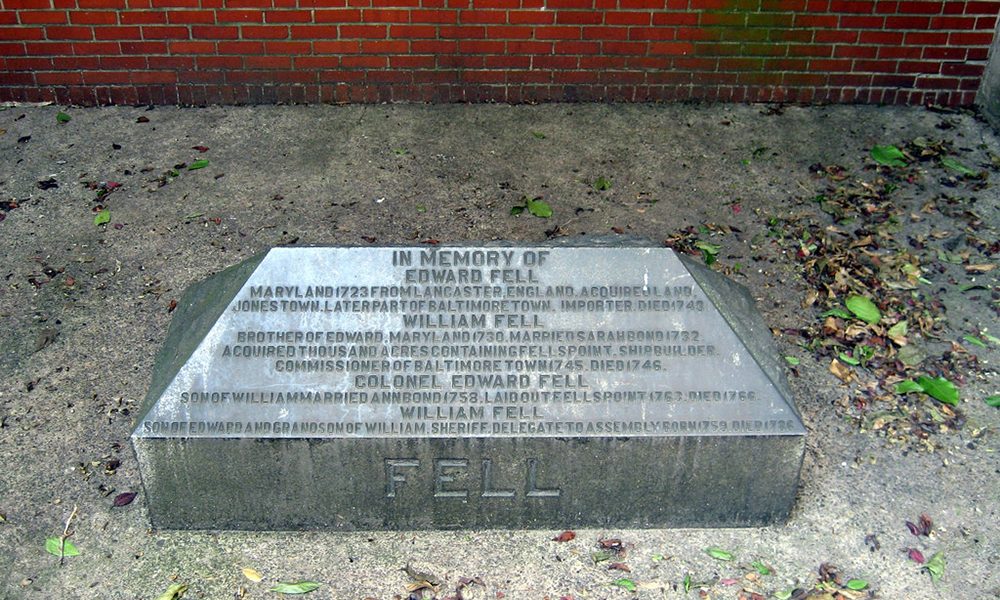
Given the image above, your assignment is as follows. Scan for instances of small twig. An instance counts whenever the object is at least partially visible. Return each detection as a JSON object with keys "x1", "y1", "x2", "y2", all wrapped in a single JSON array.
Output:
[{"x1": 58, "y1": 505, "x2": 78, "y2": 567}]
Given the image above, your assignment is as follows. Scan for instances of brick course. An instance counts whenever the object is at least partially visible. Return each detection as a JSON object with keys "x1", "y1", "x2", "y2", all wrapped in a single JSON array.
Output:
[{"x1": 0, "y1": 0, "x2": 997, "y2": 105}]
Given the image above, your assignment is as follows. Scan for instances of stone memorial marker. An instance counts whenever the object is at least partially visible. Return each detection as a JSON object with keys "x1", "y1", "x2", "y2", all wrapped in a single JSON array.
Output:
[{"x1": 132, "y1": 242, "x2": 805, "y2": 529}]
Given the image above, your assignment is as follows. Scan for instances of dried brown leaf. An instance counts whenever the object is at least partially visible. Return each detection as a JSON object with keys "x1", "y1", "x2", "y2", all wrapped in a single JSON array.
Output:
[{"x1": 552, "y1": 530, "x2": 576, "y2": 542}]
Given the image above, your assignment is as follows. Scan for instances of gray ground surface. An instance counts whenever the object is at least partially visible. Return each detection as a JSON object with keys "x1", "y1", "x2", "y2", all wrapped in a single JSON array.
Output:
[{"x1": 0, "y1": 103, "x2": 997, "y2": 599}]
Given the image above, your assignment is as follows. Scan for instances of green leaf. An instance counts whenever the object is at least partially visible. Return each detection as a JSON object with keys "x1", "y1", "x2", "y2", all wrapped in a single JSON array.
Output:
[
  {"x1": 682, "y1": 574, "x2": 692, "y2": 593},
  {"x1": 155, "y1": 583, "x2": 188, "y2": 600},
  {"x1": 591, "y1": 550, "x2": 613, "y2": 564},
  {"x1": 525, "y1": 197, "x2": 552, "y2": 218},
  {"x1": 916, "y1": 375, "x2": 959, "y2": 406},
  {"x1": 531, "y1": 131, "x2": 546, "y2": 139},
  {"x1": 845, "y1": 295, "x2": 881, "y2": 325},
  {"x1": 985, "y1": 395, "x2": 1000, "y2": 408},
  {"x1": 594, "y1": 176, "x2": 612, "y2": 191},
  {"x1": 750, "y1": 560, "x2": 772, "y2": 576},
  {"x1": 94, "y1": 209, "x2": 111, "y2": 226},
  {"x1": 612, "y1": 578, "x2": 636, "y2": 592},
  {"x1": 887, "y1": 321, "x2": 908, "y2": 339},
  {"x1": 924, "y1": 552, "x2": 945, "y2": 582},
  {"x1": 56, "y1": 111, "x2": 71, "y2": 123},
  {"x1": 415, "y1": 204, "x2": 427, "y2": 213},
  {"x1": 838, "y1": 352, "x2": 860, "y2": 366},
  {"x1": 870, "y1": 144, "x2": 907, "y2": 167},
  {"x1": 392, "y1": 148, "x2": 408, "y2": 155},
  {"x1": 510, "y1": 205, "x2": 525, "y2": 216},
  {"x1": 774, "y1": 592, "x2": 792, "y2": 600},
  {"x1": 45, "y1": 537, "x2": 79, "y2": 557},
  {"x1": 705, "y1": 547, "x2": 733, "y2": 561},
  {"x1": 941, "y1": 156, "x2": 976, "y2": 176},
  {"x1": 821, "y1": 308, "x2": 853, "y2": 319},
  {"x1": 895, "y1": 380, "x2": 924, "y2": 394},
  {"x1": 695, "y1": 241, "x2": 721, "y2": 266},
  {"x1": 846, "y1": 579, "x2": 868, "y2": 590},
  {"x1": 188, "y1": 159, "x2": 209, "y2": 170},
  {"x1": 784, "y1": 356, "x2": 800, "y2": 366},
  {"x1": 963, "y1": 335, "x2": 986, "y2": 348},
  {"x1": 271, "y1": 581, "x2": 321, "y2": 594}
]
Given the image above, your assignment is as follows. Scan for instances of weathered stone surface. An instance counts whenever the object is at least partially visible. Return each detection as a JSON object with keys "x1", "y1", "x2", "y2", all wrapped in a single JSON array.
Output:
[{"x1": 132, "y1": 244, "x2": 805, "y2": 529}]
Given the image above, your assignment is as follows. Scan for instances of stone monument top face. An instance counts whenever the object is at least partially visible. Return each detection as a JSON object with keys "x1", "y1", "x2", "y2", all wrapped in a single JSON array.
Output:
[
  {"x1": 132, "y1": 244, "x2": 805, "y2": 529},
  {"x1": 134, "y1": 246, "x2": 803, "y2": 442}
]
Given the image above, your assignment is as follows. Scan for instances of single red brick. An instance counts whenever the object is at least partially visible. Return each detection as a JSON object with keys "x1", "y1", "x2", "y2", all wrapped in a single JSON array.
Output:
[
  {"x1": 100, "y1": 55, "x2": 147, "y2": 68},
  {"x1": 118, "y1": 40, "x2": 166, "y2": 52},
  {"x1": 390, "y1": 54, "x2": 434, "y2": 67},
  {"x1": 78, "y1": 0, "x2": 127, "y2": 7},
  {"x1": 965, "y1": 1, "x2": 1000, "y2": 14},
  {"x1": 360, "y1": 8, "x2": 408, "y2": 21},
  {"x1": 854, "y1": 60, "x2": 896, "y2": 73},
  {"x1": 505, "y1": 39, "x2": 551, "y2": 52},
  {"x1": 166, "y1": 10, "x2": 215, "y2": 23},
  {"x1": 191, "y1": 25, "x2": 239, "y2": 38},
  {"x1": 460, "y1": 10, "x2": 507, "y2": 25},
  {"x1": 217, "y1": 9, "x2": 264, "y2": 21},
  {"x1": 241, "y1": 24, "x2": 288, "y2": 37},
  {"x1": 484, "y1": 25, "x2": 532, "y2": 38},
  {"x1": 787, "y1": 43, "x2": 832, "y2": 57},
  {"x1": 410, "y1": 38, "x2": 455, "y2": 52},
  {"x1": 810, "y1": 58, "x2": 853, "y2": 71},
  {"x1": 649, "y1": 40, "x2": 692, "y2": 54},
  {"x1": 266, "y1": 39, "x2": 310, "y2": 51},
  {"x1": 877, "y1": 45, "x2": 921, "y2": 58},
  {"x1": 897, "y1": 1, "x2": 943, "y2": 14},
  {"x1": 760, "y1": 0, "x2": 804, "y2": 9},
  {"x1": 602, "y1": 40, "x2": 646, "y2": 53},
  {"x1": 198, "y1": 55, "x2": 242, "y2": 68},
  {"x1": 859, "y1": 30, "x2": 903, "y2": 44},
  {"x1": 309, "y1": 10, "x2": 357, "y2": 22},
  {"x1": 885, "y1": 15, "x2": 929, "y2": 28},
  {"x1": 619, "y1": 0, "x2": 662, "y2": 7},
  {"x1": 840, "y1": 15, "x2": 884, "y2": 28},
  {"x1": 553, "y1": 39, "x2": 599, "y2": 53},
  {"x1": 388, "y1": 24, "x2": 435, "y2": 36},
  {"x1": 897, "y1": 60, "x2": 939, "y2": 74},
  {"x1": 3, "y1": 0, "x2": 50, "y2": 9},
  {"x1": 904, "y1": 31, "x2": 947, "y2": 44},
  {"x1": 794, "y1": 13, "x2": 838, "y2": 27},
  {"x1": 121, "y1": 11, "x2": 167, "y2": 24},
  {"x1": 948, "y1": 31, "x2": 993, "y2": 45},
  {"x1": 457, "y1": 38, "x2": 503, "y2": 52},
  {"x1": 922, "y1": 46, "x2": 966, "y2": 60},
  {"x1": 341, "y1": 54, "x2": 387, "y2": 67},
  {"x1": 546, "y1": 0, "x2": 595, "y2": 8},
  {"x1": 54, "y1": 54, "x2": 101, "y2": 67},
  {"x1": 265, "y1": 10, "x2": 313, "y2": 22},
  {"x1": 217, "y1": 39, "x2": 264, "y2": 52},
  {"x1": 816, "y1": 29, "x2": 857, "y2": 43},
  {"x1": 170, "y1": 39, "x2": 214, "y2": 52},
  {"x1": 45, "y1": 25, "x2": 94, "y2": 39},
  {"x1": 829, "y1": 0, "x2": 875, "y2": 13},
  {"x1": 338, "y1": 23, "x2": 385, "y2": 36},
  {"x1": 142, "y1": 25, "x2": 189, "y2": 38},
  {"x1": 244, "y1": 55, "x2": 292, "y2": 68},
  {"x1": 93, "y1": 25, "x2": 140, "y2": 38},
  {"x1": 508, "y1": 10, "x2": 554, "y2": 24},
  {"x1": 556, "y1": 10, "x2": 602, "y2": 24},
  {"x1": 607, "y1": 11, "x2": 651, "y2": 25},
  {"x1": 833, "y1": 44, "x2": 876, "y2": 57},
  {"x1": 438, "y1": 24, "x2": 485, "y2": 37},
  {"x1": 942, "y1": 61, "x2": 983, "y2": 76},
  {"x1": 20, "y1": 11, "x2": 69, "y2": 24},
  {"x1": 225, "y1": 0, "x2": 270, "y2": 6},
  {"x1": 360, "y1": 39, "x2": 406, "y2": 51}
]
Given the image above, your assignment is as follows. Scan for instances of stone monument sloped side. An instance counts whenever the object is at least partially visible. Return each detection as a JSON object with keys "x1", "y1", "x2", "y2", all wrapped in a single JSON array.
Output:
[{"x1": 133, "y1": 244, "x2": 805, "y2": 530}]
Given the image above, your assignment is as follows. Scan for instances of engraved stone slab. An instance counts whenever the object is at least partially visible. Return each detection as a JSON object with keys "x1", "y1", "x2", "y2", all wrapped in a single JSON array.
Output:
[{"x1": 132, "y1": 244, "x2": 805, "y2": 529}]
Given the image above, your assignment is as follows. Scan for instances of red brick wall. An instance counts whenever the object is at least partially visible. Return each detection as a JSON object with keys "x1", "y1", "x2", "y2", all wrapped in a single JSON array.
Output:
[{"x1": 1, "y1": 0, "x2": 997, "y2": 105}]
